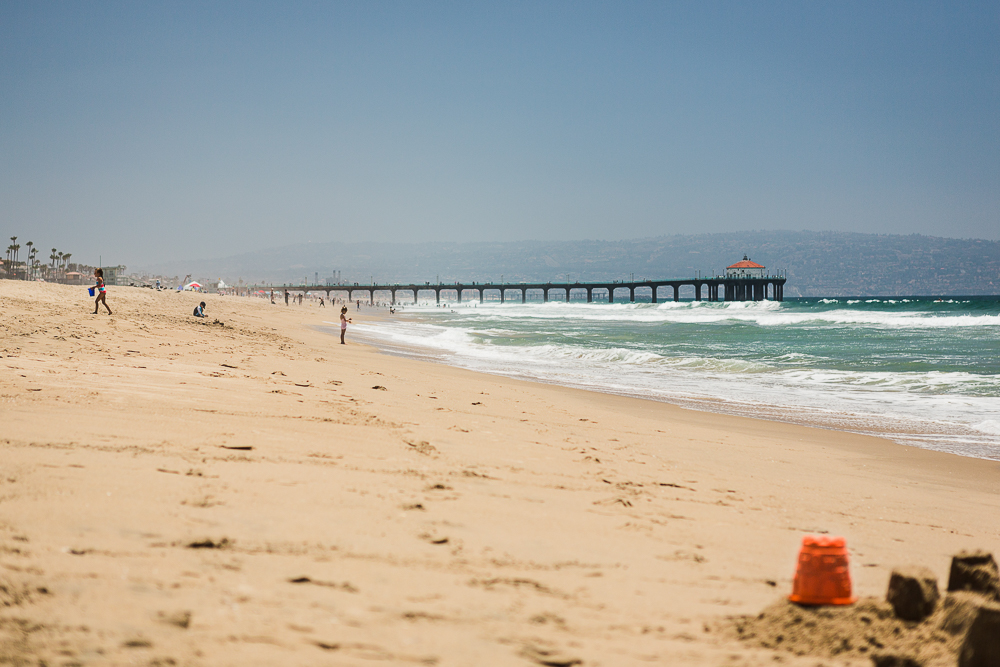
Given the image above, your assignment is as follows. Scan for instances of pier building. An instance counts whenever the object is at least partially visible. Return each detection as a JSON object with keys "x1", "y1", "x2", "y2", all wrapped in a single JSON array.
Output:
[{"x1": 726, "y1": 256, "x2": 766, "y2": 278}]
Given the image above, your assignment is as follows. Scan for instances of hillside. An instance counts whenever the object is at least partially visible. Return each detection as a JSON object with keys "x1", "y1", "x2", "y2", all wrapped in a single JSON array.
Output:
[{"x1": 142, "y1": 231, "x2": 1000, "y2": 297}]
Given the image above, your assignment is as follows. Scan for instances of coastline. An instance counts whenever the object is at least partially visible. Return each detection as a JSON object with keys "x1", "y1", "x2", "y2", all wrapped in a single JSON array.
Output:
[
  {"x1": 342, "y1": 305, "x2": 1000, "y2": 462},
  {"x1": 343, "y1": 310, "x2": 1000, "y2": 492},
  {"x1": 2, "y1": 282, "x2": 999, "y2": 666}
]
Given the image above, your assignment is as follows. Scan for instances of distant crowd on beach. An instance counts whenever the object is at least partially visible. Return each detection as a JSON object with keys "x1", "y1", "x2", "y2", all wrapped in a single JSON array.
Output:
[{"x1": 261, "y1": 289, "x2": 401, "y2": 312}]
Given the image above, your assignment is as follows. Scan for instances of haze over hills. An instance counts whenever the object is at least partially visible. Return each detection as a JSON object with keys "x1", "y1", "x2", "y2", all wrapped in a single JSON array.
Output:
[{"x1": 142, "y1": 231, "x2": 1000, "y2": 297}]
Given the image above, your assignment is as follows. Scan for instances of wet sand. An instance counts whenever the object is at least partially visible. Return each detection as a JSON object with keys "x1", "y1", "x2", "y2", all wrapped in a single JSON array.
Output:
[{"x1": 2, "y1": 281, "x2": 998, "y2": 666}]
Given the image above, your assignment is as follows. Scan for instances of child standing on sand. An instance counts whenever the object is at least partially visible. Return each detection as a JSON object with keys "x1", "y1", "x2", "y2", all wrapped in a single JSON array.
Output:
[
  {"x1": 340, "y1": 306, "x2": 352, "y2": 344},
  {"x1": 93, "y1": 268, "x2": 112, "y2": 315}
]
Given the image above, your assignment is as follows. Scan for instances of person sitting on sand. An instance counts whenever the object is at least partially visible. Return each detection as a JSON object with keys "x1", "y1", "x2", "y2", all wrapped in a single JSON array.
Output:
[
  {"x1": 193, "y1": 302, "x2": 206, "y2": 318},
  {"x1": 93, "y1": 268, "x2": 112, "y2": 315},
  {"x1": 340, "y1": 306, "x2": 352, "y2": 345}
]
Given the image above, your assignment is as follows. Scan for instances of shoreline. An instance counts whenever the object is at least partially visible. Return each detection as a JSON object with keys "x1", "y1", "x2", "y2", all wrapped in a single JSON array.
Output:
[
  {"x1": 3, "y1": 282, "x2": 999, "y2": 666},
  {"x1": 337, "y1": 326, "x2": 1000, "y2": 494},
  {"x1": 338, "y1": 307, "x2": 1000, "y2": 463}
]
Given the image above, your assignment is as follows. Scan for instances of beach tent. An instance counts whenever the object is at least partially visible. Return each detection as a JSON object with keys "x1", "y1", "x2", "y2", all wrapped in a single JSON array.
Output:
[{"x1": 183, "y1": 282, "x2": 202, "y2": 291}]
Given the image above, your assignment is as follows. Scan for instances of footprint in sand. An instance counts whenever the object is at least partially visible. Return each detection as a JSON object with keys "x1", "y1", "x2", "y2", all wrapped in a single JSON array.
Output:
[
  {"x1": 425, "y1": 483, "x2": 452, "y2": 491},
  {"x1": 405, "y1": 440, "x2": 437, "y2": 456},
  {"x1": 157, "y1": 611, "x2": 192, "y2": 629},
  {"x1": 186, "y1": 538, "x2": 229, "y2": 549}
]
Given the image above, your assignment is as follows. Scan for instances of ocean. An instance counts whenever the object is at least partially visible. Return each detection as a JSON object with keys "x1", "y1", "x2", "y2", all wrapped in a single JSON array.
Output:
[{"x1": 339, "y1": 296, "x2": 1000, "y2": 461}]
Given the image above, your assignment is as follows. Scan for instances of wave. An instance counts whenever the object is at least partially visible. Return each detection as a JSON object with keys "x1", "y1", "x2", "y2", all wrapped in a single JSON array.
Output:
[
  {"x1": 354, "y1": 321, "x2": 1000, "y2": 396},
  {"x1": 973, "y1": 420, "x2": 1000, "y2": 436},
  {"x1": 408, "y1": 301, "x2": 1000, "y2": 329}
]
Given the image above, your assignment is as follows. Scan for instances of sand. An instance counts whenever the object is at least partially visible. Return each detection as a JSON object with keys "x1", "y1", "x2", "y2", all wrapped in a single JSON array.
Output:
[{"x1": 1, "y1": 281, "x2": 998, "y2": 666}]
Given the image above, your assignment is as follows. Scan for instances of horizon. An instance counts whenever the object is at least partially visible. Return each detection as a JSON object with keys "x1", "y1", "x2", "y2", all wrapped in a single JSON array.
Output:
[
  {"x1": 6, "y1": 228, "x2": 1000, "y2": 274},
  {"x1": 127, "y1": 230, "x2": 1000, "y2": 298},
  {"x1": 7, "y1": 229, "x2": 1000, "y2": 288}
]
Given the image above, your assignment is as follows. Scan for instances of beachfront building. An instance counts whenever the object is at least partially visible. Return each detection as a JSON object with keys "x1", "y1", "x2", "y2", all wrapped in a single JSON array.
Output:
[
  {"x1": 102, "y1": 265, "x2": 128, "y2": 286},
  {"x1": 726, "y1": 256, "x2": 765, "y2": 279}
]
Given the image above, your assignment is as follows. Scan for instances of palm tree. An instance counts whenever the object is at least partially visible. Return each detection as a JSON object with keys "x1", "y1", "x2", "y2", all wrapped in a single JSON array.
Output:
[
  {"x1": 25, "y1": 242, "x2": 33, "y2": 280},
  {"x1": 62, "y1": 253, "x2": 72, "y2": 271},
  {"x1": 50, "y1": 249, "x2": 58, "y2": 271},
  {"x1": 9, "y1": 237, "x2": 17, "y2": 278}
]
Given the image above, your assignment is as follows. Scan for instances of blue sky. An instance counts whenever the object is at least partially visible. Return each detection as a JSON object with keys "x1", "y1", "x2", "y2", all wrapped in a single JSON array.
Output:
[{"x1": 2, "y1": 1, "x2": 998, "y2": 265}]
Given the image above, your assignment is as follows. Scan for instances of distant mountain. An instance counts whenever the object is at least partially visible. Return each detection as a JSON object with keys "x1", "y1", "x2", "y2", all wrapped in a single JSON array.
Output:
[{"x1": 141, "y1": 231, "x2": 1000, "y2": 296}]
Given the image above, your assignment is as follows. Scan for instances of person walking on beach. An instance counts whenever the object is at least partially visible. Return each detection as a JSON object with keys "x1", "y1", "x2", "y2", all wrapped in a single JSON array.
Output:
[
  {"x1": 318, "y1": 297, "x2": 325, "y2": 307},
  {"x1": 92, "y1": 268, "x2": 112, "y2": 315},
  {"x1": 340, "y1": 306, "x2": 352, "y2": 344},
  {"x1": 284, "y1": 291, "x2": 289, "y2": 306}
]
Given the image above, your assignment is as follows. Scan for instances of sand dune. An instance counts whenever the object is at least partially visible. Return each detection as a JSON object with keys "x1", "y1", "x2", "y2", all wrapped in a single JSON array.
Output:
[{"x1": 1, "y1": 281, "x2": 998, "y2": 666}]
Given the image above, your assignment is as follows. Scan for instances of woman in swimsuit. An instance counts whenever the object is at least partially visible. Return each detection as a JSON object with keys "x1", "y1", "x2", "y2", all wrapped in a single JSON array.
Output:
[
  {"x1": 340, "y1": 306, "x2": 352, "y2": 344},
  {"x1": 93, "y1": 268, "x2": 112, "y2": 315}
]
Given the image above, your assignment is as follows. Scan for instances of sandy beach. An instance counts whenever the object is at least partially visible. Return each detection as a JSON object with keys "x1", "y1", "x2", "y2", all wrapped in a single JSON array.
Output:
[{"x1": 2, "y1": 281, "x2": 998, "y2": 666}]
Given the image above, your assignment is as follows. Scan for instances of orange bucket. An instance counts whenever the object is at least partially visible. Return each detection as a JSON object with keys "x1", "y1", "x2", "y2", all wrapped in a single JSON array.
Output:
[{"x1": 789, "y1": 535, "x2": 856, "y2": 605}]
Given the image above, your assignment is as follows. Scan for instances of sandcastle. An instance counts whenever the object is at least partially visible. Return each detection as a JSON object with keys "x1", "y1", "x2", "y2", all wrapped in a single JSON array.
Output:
[{"x1": 729, "y1": 550, "x2": 1000, "y2": 667}]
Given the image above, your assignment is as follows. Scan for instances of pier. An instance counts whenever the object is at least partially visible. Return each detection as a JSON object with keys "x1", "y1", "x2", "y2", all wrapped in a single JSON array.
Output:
[{"x1": 255, "y1": 276, "x2": 785, "y2": 305}]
